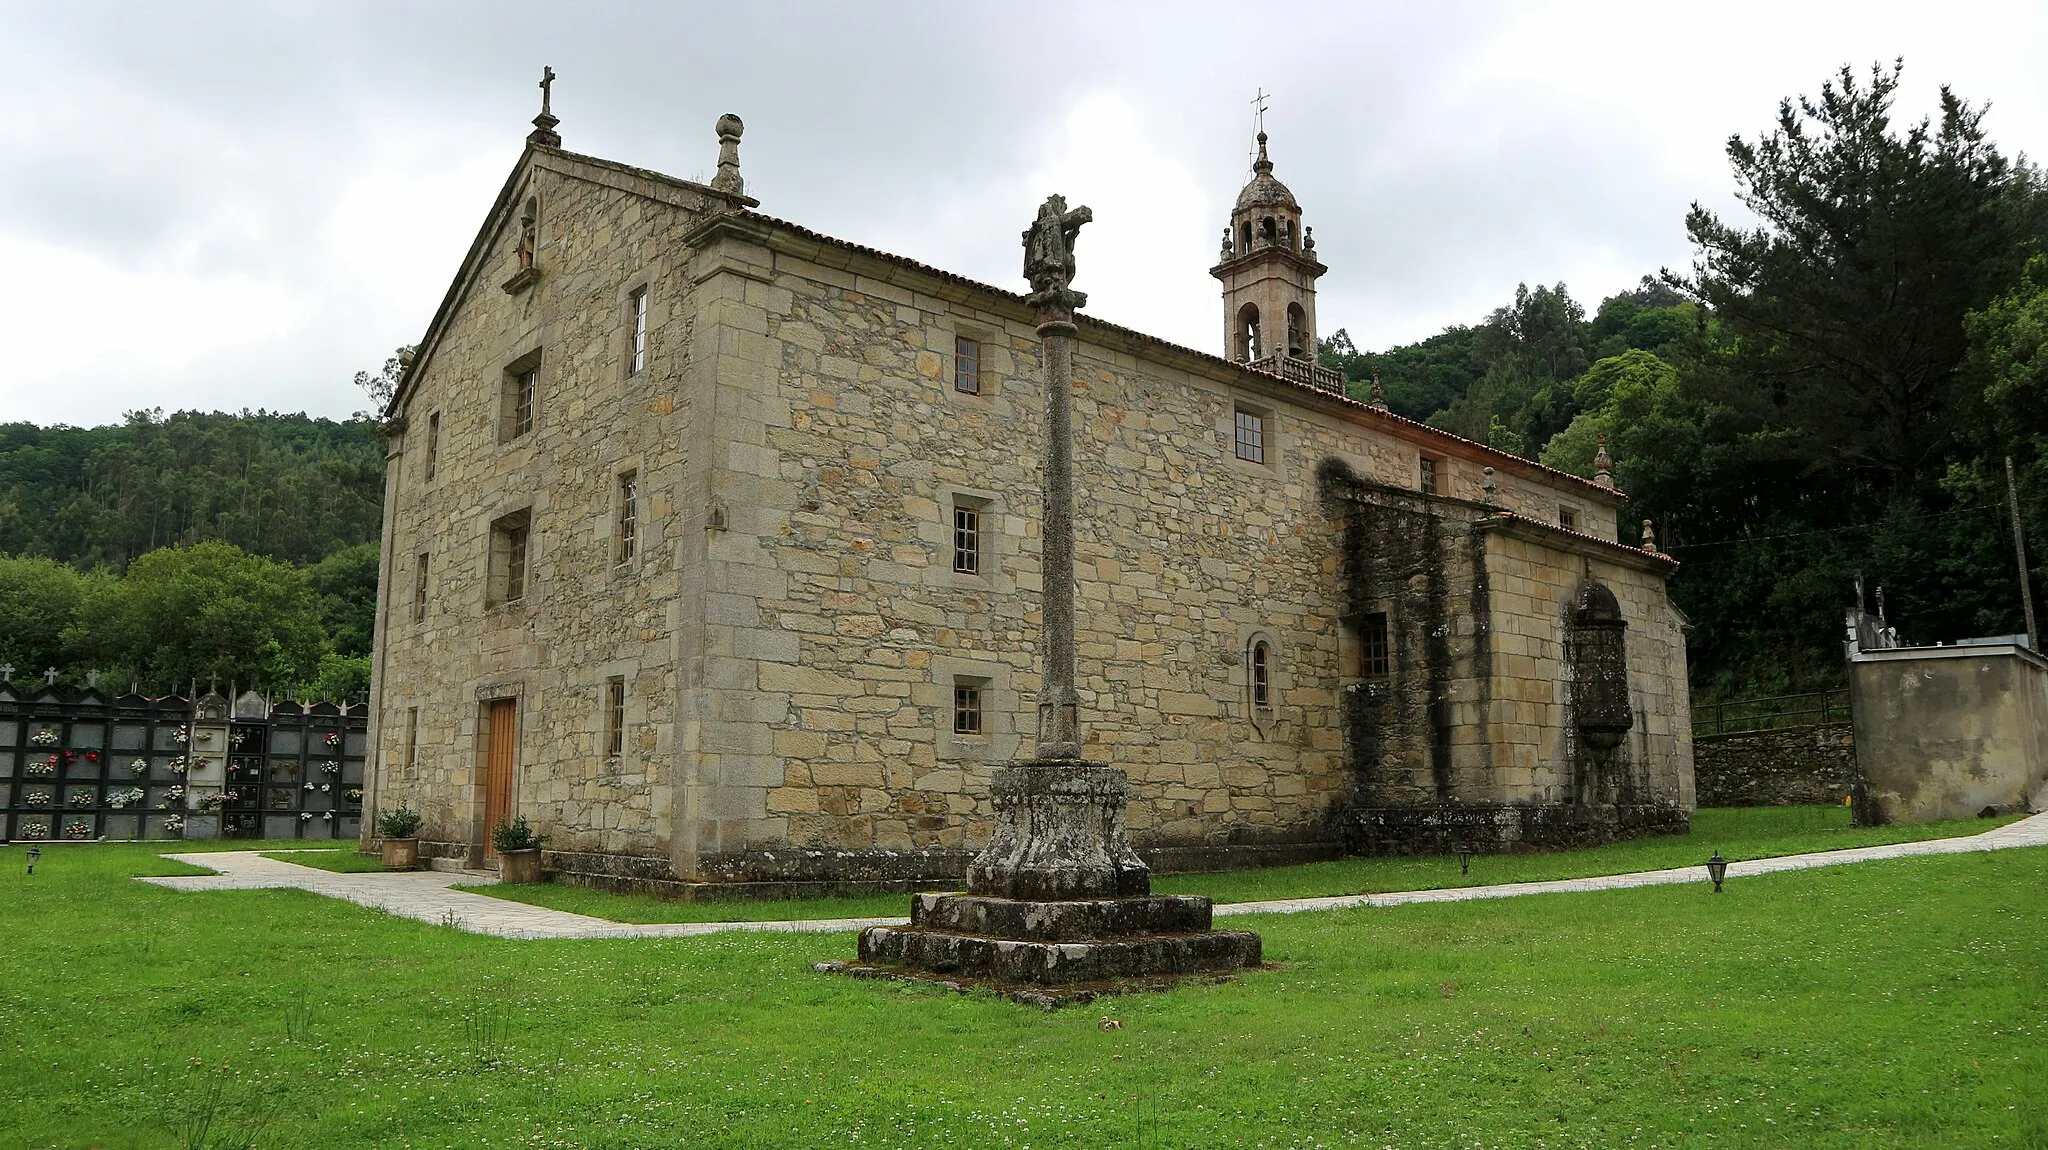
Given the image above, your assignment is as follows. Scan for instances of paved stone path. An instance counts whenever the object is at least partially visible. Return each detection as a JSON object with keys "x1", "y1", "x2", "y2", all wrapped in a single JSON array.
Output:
[
  {"x1": 1214, "y1": 809, "x2": 2048, "y2": 916},
  {"x1": 140, "y1": 811, "x2": 2048, "y2": 941}
]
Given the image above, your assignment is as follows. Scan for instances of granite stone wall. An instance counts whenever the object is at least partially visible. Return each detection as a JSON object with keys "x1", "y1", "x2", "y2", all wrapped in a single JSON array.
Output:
[
  {"x1": 1692, "y1": 724, "x2": 1858, "y2": 807},
  {"x1": 370, "y1": 150, "x2": 728, "y2": 864},
  {"x1": 1324, "y1": 462, "x2": 1692, "y2": 853}
]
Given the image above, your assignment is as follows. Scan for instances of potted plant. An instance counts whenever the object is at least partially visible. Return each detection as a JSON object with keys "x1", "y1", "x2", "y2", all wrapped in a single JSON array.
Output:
[
  {"x1": 375, "y1": 803, "x2": 424, "y2": 869},
  {"x1": 490, "y1": 815, "x2": 548, "y2": 884}
]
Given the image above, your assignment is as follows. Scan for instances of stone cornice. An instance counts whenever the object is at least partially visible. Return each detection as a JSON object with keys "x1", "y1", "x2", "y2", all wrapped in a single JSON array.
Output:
[
  {"x1": 533, "y1": 148, "x2": 757, "y2": 213},
  {"x1": 1207, "y1": 247, "x2": 1328, "y2": 281},
  {"x1": 1850, "y1": 641, "x2": 2047, "y2": 669},
  {"x1": 1477, "y1": 511, "x2": 1679, "y2": 573}
]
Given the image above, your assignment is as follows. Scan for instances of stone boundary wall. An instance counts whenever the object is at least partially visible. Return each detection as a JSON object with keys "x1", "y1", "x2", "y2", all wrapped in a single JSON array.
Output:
[
  {"x1": 1347, "y1": 802, "x2": 1689, "y2": 856},
  {"x1": 1692, "y1": 723, "x2": 1857, "y2": 807},
  {"x1": 1849, "y1": 644, "x2": 2047, "y2": 824}
]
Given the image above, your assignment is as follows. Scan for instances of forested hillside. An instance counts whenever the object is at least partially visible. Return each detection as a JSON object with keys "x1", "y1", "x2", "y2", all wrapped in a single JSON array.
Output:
[
  {"x1": 0, "y1": 409, "x2": 384, "y2": 568},
  {"x1": 0, "y1": 411, "x2": 384, "y2": 697},
  {"x1": 1323, "y1": 63, "x2": 2048, "y2": 699}
]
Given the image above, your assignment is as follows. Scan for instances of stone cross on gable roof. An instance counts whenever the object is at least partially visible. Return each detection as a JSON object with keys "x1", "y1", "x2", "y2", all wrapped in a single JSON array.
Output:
[
  {"x1": 0, "y1": 664, "x2": 12, "y2": 683},
  {"x1": 44, "y1": 668, "x2": 58, "y2": 685},
  {"x1": 529, "y1": 64, "x2": 562, "y2": 147}
]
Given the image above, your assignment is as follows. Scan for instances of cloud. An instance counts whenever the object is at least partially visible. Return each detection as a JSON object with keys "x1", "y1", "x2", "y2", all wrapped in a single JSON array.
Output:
[
  {"x1": 1, "y1": 0, "x2": 2042, "y2": 426},
  {"x1": 0, "y1": 231, "x2": 301, "y2": 406}
]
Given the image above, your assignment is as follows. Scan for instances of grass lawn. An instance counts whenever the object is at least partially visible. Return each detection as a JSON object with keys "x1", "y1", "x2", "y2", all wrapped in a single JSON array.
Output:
[
  {"x1": 257, "y1": 848, "x2": 388, "y2": 874},
  {"x1": 3, "y1": 835, "x2": 2044, "y2": 1147},
  {"x1": 462, "y1": 805, "x2": 2018, "y2": 925}
]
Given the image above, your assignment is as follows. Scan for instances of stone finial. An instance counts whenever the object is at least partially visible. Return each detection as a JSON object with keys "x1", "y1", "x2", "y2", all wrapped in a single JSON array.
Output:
[
  {"x1": 1219, "y1": 226, "x2": 1233, "y2": 261},
  {"x1": 397, "y1": 345, "x2": 418, "y2": 370},
  {"x1": 1593, "y1": 435, "x2": 1614, "y2": 490},
  {"x1": 1253, "y1": 129, "x2": 1273, "y2": 175},
  {"x1": 711, "y1": 113, "x2": 746, "y2": 196},
  {"x1": 1303, "y1": 225, "x2": 1315, "y2": 254},
  {"x1": 528, "y1": 65, "x2": 562, "y2": 147},
  {"x1": 1481, "y1": 466, "x2": 1497, "y2": 505},
  {"x1": 1641, "y1": 518, "x2": 1659, "y2": 553},
  {"x1": 1367, "y1": 366, "x2": 1388, "y2": 410}
]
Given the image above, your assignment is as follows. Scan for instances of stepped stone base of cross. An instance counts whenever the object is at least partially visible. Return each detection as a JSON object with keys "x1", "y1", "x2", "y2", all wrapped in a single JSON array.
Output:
[{"x1": 846, "y1": 761, "x2": 1262, "y2": 992}]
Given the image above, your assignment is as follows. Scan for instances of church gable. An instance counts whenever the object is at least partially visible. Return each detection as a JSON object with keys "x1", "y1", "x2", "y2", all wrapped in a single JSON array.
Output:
[{"x1": 390, "y1": 109, "x2": 754, "y2": 426}]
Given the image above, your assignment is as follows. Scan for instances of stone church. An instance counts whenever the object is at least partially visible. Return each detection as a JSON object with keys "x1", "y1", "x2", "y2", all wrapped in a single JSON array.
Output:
[{"x1": 366, "y1": 87, "x2": 1694, "y2": 893}]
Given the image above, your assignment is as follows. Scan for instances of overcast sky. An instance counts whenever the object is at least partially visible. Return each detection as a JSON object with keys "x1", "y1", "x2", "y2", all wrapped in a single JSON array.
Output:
[{"x1": 3, "y1": 1, "x2": 2044, "y2": 428}]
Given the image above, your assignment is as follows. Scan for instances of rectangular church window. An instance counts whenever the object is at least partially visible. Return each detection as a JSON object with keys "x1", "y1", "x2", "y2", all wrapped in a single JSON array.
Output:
[
  {"x1": 412, "y1": 552, "x2": 429, "y2": 623},
  {"x1": 615, "y1": 471, "x2": 638, "y2": 565},
  {"x1": 953, "y1": 504, "x2": 980, "y2": 574},
  {"x1": 490, "y1": 509, "x2": 531, "y2": 606},
  {"x1": 605, "y1": 677, "x2": 625, "y2": 758},
  {"x1": 424, "y1": 412, "x2": 440, "y2": 480},
  {"x1": 1234, "y1": 408, "x2": 1265, "y2": 463},
  {"x1": 1361, "y1": 612, "x2": 1390, "y2": 678},
  {"x1": 501, "y1": 351, "x2": 541, "y2": 441},
  {"x1": 629, "y1": 288, "x2": 649, "y2": 375},
  {"x1": 514, "y1": 371, "x2": 535, "y2": 435},
  {"x1": 954, "y1": 336, "x2": 981, "y2": 394},
  {"x1": 1419, "y1": 456, "x2": 1438, "y2": 495},
  {"x1": 1559, "y1": 505, "x2": 1578, "y2": 531},
  {"x1": 953, "y1": 680, "x2": 983, "y2": 735}
]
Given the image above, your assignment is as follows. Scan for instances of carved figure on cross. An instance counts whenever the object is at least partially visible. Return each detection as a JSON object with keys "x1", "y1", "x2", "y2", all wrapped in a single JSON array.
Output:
[{"x1": 1021, "y1": 194, "x2": 1092, "y2": 320}]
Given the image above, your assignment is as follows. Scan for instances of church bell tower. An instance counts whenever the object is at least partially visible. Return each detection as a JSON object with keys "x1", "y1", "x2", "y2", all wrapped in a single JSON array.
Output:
[{"x1": 1210, "y1": 128, "x2": 1327, "y2": 368}]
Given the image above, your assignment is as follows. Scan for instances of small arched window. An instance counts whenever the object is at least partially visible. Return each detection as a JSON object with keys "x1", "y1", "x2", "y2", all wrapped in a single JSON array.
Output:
[
  {"x1": 1238, "y1": 221, "x2": 1251, "y2": 254},
  {"x1": 1286, "y1": 303, "x2": 1307, "y2": 359},
  {"x1": 1261, "y1": 216, "x2": 1277, "y2": 244},
  {"x1": 1250, "y1": 641, "x2": 1271, "y2": 708}
]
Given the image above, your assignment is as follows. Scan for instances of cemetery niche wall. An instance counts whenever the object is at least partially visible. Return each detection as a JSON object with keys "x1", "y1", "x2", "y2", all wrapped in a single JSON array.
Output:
[{"x1": 0, "y1": 682, "x2": 367, "y2": 843}]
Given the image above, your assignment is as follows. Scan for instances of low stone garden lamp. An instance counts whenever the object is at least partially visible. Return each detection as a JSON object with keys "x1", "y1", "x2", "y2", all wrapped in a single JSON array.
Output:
[{"x1": 1705, "y1": 851, "x2": 1729, "y2": 893}]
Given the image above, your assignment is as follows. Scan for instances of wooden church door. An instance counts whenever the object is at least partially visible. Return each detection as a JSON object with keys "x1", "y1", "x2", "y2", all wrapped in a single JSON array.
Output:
[{"x1": 482, "y1": 698, "x2": 517, "y2": 859}]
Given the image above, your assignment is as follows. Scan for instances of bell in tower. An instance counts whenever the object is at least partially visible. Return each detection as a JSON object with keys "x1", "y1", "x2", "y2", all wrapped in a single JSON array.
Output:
[{"x1": 1211, "y1": 126, "x2": 1340, "y2": 392}]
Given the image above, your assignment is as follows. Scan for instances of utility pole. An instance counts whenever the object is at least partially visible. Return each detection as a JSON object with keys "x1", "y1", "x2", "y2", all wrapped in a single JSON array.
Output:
[{"x1": 2007, "y1": 456, "x2": 2038, "y2": 652}]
